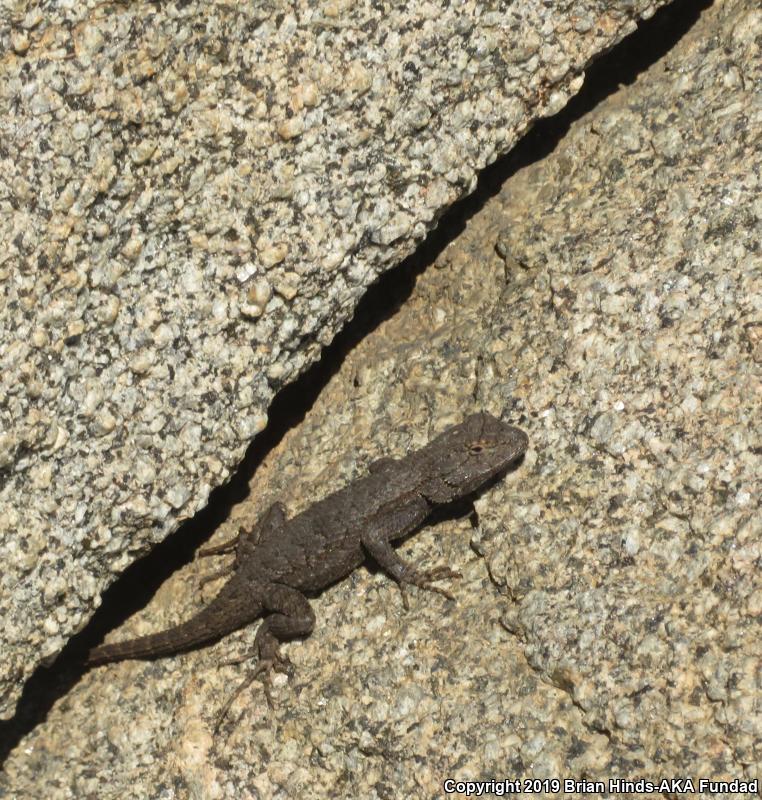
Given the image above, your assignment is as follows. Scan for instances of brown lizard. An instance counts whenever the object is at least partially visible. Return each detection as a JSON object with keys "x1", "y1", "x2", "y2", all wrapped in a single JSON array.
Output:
[{"x1": 87, "y1": 413, "x2": 528, "y2": 721}]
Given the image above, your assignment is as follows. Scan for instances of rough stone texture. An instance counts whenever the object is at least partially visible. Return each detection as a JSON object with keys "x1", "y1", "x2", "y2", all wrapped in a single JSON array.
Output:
[
  {"x1": 2, "y1": 0, "x2": 760, "y2": 795},
  {"x1": 0, "y1": 0, "x2": 671, "y2": 718}
]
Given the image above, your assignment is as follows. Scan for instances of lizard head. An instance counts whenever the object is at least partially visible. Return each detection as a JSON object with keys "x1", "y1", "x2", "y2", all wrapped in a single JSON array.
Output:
[{"x1": 419, "y1": 412, "x2": 528, "y2": 503}]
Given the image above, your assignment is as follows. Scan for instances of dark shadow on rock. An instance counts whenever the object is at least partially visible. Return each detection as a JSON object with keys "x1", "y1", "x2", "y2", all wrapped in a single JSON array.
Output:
[{"x1": 0, "y1": 0, "x2": 712, "y2": 766}]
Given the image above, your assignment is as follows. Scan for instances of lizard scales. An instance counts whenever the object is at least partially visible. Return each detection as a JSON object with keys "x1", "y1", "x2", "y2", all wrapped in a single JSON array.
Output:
[{"x1": 87, "y1": 413, "x2": 528, "y2": 671}]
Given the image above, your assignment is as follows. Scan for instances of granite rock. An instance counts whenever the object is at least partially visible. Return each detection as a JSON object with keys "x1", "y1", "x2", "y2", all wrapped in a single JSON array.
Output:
[
  {"x1": 2, "y1": 0, "x2": 759, "y2": 795},
  {"x1": 0, "y1": 0, "x2": 670, "y2": 717}
]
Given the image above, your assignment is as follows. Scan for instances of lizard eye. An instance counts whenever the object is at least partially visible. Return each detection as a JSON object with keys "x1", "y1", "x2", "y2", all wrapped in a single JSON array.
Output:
[{"x1": 469, "y1": 444, "x2": 484, "y2": 454}]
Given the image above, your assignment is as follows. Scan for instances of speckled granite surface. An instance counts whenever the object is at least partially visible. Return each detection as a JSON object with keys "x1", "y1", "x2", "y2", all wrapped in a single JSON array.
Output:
[
  {"x1": 0, "y1": 0, "x2": 672, "y2": 719},
  {"x1": 2, "y1": 0, "x2": 759, "y2": 795}
]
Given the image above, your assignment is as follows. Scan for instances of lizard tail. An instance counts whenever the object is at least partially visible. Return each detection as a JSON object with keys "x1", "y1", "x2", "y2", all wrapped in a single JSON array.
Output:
[{"x1": 86, "y1": 579, "x2": 263, "y2": 666}]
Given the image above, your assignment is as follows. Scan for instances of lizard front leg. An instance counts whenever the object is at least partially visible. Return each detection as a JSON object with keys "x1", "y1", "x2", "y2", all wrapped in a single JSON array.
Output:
[{"x1": 360, "y1": 498, "x2": 461, "y2": 609}]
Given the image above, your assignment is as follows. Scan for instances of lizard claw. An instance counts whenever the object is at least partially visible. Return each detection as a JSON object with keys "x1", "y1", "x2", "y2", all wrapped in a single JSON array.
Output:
[
  {"x1": 214, "y1": 660, "x2": 273, "y2": 732},
  {"x1": 198, "y1": 562, "x2": 235, "y2": 588},
  {"x1": 214, "y1": 630, "x2": 292, "y2": 732},
  {"x1": 197, "y1": 531, "x2": 241, "y2": 559},
  {"x1": 397, "y1": 562, "x2": 460, "y2": 609}
]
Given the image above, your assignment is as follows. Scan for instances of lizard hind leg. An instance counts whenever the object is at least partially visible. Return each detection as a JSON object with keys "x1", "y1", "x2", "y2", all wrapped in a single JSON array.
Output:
[
  {"x1": 197, "y1": 532, "x2": 240, "y2": 588},
  {"x1": 197, "y1": 534, "x2": 239, "y2": 559},
  {"x1": 198, "y1": 502, "x2": 288, "y2": 581},
  {"x1": 234, "y1": 501, "x2": 288, "y2": 563},
  {"x1": 214, "y1": 582, "x2": 315, "y2": 731},
  {"x1": 214, "y1": 627, "x2": 289, "y2": 731},
  {"x1": 198, "y1": 563, "x2": 235, "y2": 588}
]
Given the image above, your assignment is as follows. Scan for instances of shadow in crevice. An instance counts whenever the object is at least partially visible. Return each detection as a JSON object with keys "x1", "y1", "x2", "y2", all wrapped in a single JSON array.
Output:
[{"x1": 0, "y1": 0, "x2": 712, "y2": 766}]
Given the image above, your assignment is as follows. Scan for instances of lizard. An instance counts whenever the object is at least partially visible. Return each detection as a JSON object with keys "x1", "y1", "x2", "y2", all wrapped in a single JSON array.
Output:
[{"x1": 86, "y1": 412, "x2": 528, "y2": 721}]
